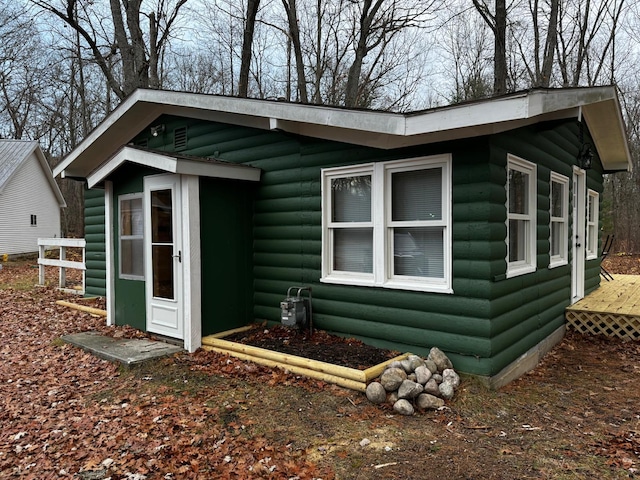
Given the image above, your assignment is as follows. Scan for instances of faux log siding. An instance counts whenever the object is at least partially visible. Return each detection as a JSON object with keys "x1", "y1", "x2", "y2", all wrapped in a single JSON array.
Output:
[
  {"x1": 135, "y1": 116, "x2": 599, "y2": 376},
  {"x1": 84, "y1": 188, "x2": 107, "y2": 297},
  {"x1": 155, "y1": 116, "x2": 495, "y2": 374},
  {"x1": 484, "y1": 122, "x2": 600, "y2": 374}
]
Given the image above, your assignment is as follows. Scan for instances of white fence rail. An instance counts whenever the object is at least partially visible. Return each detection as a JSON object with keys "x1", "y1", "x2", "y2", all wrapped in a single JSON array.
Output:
[{"x1": 37, "y1": 238, "x2": 86, "y2": 293}]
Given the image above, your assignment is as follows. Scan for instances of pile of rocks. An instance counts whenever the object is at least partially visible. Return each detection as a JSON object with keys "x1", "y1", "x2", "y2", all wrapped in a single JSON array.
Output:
[{"x1": 365, "y1": 348, "x2": 461, "y2": 416}]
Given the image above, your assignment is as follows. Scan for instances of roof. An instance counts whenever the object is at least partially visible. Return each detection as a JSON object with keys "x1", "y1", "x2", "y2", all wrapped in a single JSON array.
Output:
[
  {"x1": 0, "y1": 140, "x2": 66, "y2": 207},
  {"x1": 54, "y1": 86, "x2": 632, "y2": 179}
]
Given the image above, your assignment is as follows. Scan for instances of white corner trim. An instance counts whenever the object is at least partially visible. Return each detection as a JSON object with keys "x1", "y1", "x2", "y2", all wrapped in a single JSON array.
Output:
[
  {"x1": 104, "y1": 181, "x2": 116, "y2": 327},
  {"x1": 182, "y1": 175, "x2": 202, "y2": 353}
]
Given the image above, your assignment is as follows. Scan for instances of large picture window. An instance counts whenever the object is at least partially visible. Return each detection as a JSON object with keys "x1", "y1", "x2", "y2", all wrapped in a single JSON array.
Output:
[
  {"x1": 119, "y1": 194, "x2": 144, "y2": 280},
  {"x1": 506, "y1": 155, "x2": 537, "y2": 278},
  {"x1": 586, "y1": 189, "x2": 599, "y2": 259},
  {"x1": 322, "y1": 155, "x2": 452, "y2": 293},
  {"x1": 549, "y1": 172, "x2": 569, "y2": 267}
]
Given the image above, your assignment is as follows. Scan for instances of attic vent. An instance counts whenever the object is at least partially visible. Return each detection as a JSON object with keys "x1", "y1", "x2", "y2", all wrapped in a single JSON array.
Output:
[{"x1": 174, "y1": 127, "x2": 188, "y2": 151}]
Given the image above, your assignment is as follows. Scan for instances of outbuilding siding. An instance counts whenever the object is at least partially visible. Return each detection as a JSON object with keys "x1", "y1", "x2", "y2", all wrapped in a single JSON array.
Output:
[{"x1": 0, "y1": 152, "x2": 61, "y2": 255}]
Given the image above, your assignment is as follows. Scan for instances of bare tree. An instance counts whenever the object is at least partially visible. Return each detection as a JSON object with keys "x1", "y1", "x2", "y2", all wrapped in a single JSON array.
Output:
[
  {"x1": 472, "y1": 0, "x2": 508, "y2": 94},
  {"x1": 238, "y1": 0, "x2": 261, "y2": 97},
  {"x1": 281, "y1": 0, "x2": 308, "y2": 102},
  {"x1": 31, "y1": 0, "x2": 189, "y2": 100}
]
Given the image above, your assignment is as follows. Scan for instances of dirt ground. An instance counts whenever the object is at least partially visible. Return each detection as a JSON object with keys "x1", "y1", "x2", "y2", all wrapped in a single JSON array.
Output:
[{"x1": 1, "y1": 258, "x2": 640, "y2": 479}]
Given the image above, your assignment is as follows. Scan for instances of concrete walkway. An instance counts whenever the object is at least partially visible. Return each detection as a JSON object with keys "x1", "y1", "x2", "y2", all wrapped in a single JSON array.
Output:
[{"x1": 62, "y1": 331, "x2": 183, "y2": 366}]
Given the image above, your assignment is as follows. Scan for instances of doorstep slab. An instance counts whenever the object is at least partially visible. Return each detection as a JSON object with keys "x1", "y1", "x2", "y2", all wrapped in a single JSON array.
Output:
[{"x1": 62, "y1": 331, "x2": 183, "y2": 366}]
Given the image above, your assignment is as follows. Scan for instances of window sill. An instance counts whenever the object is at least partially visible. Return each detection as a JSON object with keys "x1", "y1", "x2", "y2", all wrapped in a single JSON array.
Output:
[
  {"x1": 506, "y1": 264, "x2": 536, "y2": 279},
  {"x1": 119, "y1": 275, "x2": 144, "y2": 281},
  {"x1": 320, "y1": 275, "x2": 453, "y2": 294},
  {"x1": 549, "y1": 259, "x2": 568, "y2": 269},
  {"x1": 586, "y1": 254, "x2": 598, "y2": 261}
]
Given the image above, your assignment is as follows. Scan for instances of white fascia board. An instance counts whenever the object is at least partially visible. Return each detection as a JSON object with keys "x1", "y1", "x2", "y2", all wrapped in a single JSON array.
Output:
[
  {"x1": 87, "y1": 147, "x2": 178, "y2": 188},
  {"x1": 87, "y1": 146, "x2": 261, "y2": 188}
]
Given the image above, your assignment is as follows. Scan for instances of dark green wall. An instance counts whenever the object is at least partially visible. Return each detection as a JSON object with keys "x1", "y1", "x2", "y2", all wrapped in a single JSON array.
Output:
[
  {"x1": 101, "y1": 114, "x2": 604, "y2": 377},
  {"x1": 84, "y1": 188, "x2": 106, "y2": 297},
  {"x1": 200, "y1": 177, "x2": 255, "y2": 335},
  {"x1": 110, "y1": 163, "x2": 160, "y2": 330}
]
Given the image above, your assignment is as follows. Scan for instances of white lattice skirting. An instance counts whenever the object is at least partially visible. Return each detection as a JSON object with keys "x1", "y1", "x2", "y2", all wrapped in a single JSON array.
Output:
[{"x1": 566, "y1": 310, "x2": 640, "y2": 341}]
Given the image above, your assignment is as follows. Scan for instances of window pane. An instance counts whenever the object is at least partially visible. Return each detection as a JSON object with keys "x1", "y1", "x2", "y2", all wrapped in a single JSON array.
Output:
[
  {"x1": 151, "y1": 190, "x2": 173, "y2": 243},
  {"x1": 509, "y1": 219, "x2": 528, "y2": 262},
  {"x1": 393, "y1": 227, "x2": 444, "y2": 278},
  {"x1": 551, "y1": 222, "x2": 562, "y2": 257},
  {"x1": 392, "y1": 168, "x2": 442, "y2": 221},
  {"x1": 551, "y1": 181, "x2": 563, "y2": 218},
  {"x1": 333, "y1": 228, "x2": 373, "y2": 273},
  {"x1": 121, "y1": 197, "x2": 143, "y2": 236},
  {"x1": 121, "y1": 238, "x2": 144, "y2": 276},
  {"x1": 509, "y1": 169, "x2": 529, "y2": 215},
  {"x1": 152, "y1": 245, "x2": 174, "y2": 299},
  {"x1": 588, "y1": 195, "x2": 596, "y2": 222},
  {"x1": 331, "y1": 176, "x2": 371, "y2": 222}
]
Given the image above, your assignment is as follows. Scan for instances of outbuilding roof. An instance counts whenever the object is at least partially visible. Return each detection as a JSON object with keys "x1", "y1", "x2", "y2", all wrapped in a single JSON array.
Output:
[
  {"x1": 54, "y1": 86, "x2": 632, "y2": 180},
  {"x1": 0, "y1": 139, "x2": 66, "y2": 207}
]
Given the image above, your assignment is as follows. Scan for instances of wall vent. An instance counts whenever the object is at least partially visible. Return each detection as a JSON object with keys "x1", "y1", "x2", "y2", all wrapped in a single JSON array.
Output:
[{"x1": 174, "y1": 126, "x2": 188, "y2": 150}]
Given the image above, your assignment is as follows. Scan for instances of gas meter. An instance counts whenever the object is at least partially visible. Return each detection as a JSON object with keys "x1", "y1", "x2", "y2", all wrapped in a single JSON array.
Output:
[{"x1": 280, "y1": 286, "x2": 313, "y2": 333}]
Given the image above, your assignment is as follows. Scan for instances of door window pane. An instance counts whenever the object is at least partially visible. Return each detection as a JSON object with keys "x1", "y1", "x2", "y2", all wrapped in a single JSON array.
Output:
[
  {"x1": 151, "y1": 190, "x2": 173, "y2": 243},
  {"x1": 152, "y1": 245, "x2": 174, "y2": 299}
]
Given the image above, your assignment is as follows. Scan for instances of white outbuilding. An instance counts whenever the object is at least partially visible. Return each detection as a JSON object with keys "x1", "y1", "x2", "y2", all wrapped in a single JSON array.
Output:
[{"x1": 0, "y1": 140, "x2": 66, "y2": 256}]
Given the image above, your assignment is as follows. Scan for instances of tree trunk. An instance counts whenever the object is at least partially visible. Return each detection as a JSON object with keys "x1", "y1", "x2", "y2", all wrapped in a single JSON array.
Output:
[
  {"x1": 238, "y1": 0, "x2": 261, "y2": 98},
  {"x1": 493, "y1": 0, "x2": 507, "y2": 94},
  {"x1": 282, "y1": 0, "x2": 308, "y2": 103}
]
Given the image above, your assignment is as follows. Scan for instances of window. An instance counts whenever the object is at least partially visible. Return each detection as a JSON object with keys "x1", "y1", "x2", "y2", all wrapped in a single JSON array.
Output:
[
  {"x1": 586, "y1": 190, "x2": 599, "y2": 259},
  {"x1": 119, "y1": 194, "x2": 144, "y2": 279},
  {"x1": 549, "y1": 172, "x2": 569, "y2": 267},
  {"x1": 506, "y1": 155, "x2": 537, "y2": 278},
  {"x1": 321, "y1": 155, "x2": 452, "y2": 293},
  {"x1": 30, "y1": 215, "x2": 37, "y2": 226}
]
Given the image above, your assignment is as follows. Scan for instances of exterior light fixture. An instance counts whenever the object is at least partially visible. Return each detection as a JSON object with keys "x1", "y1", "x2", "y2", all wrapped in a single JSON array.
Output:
[{"x1": 150, "y1": 124, "x2": 165, "y2": 137}]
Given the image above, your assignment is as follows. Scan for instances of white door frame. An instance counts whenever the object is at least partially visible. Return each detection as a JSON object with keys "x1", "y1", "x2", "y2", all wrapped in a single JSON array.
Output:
[{"x1": 571, "y1": 167, "x2": 586, "y2": 303}]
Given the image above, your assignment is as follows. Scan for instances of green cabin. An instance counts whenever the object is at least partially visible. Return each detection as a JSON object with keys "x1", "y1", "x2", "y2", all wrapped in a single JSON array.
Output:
[{"x1": 54, "y1": 86, "x2": 631, "y2": 387}]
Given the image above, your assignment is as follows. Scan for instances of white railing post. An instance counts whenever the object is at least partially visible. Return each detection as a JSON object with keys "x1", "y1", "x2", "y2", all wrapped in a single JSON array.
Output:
[
  {"x1": 59, "y1": 245, "x2": 66, "y2": 288},
  {"x1": 38, "y1": 243, "x2": 46, "y2": 286}
]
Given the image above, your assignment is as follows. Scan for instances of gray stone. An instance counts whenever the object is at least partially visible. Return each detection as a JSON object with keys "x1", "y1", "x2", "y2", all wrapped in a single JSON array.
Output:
[
  {"x1": 408, "y1": 373, "x2": 417, "y2": 382},
  {"x1": 432, "y1": 374, "x2": 443, "y2": 383},
  {"x1": 365, "y1": 382, "x2": 387, "y2": 404},
  {"x1": 400, "y1": 358, "x2": 414, "y2": 373},
  {"x1": 442, "y1": 369, "x2": 461, "y2": 389},
  {"x1": 393, "y1": 399, "x2": 415, "y2": 416},
  {"x1": 387, "y1": 391, "x2": 399, "y2": 404},
  {"x1": 407, "y1": 355, "x2": 425, "y2": 371},
  {"x1": 387, "y1": 360, "x2": 403, "y2": 369},
  {"x1": 416, "y1": 393, "x2": 445, "y2": 410},
  {"x1": 439, "y1": 381, "x2": 455, "y2": 400},
  {"x1": 424, "y1": 359, "x2": 438, "y2": 374},
  {"x1": 398, "y1": 380, "x2": 424, "y2": 399},
  {"x1": 414, "y1": 365, "x2": 432, "y2": 385},
  {"x1": 423, "y1": 378, "x2": 441, "y2": 396},
  {"x1": 429, "y1": 347, "x2": 453, "y2": 372},
  {"x1": 380, "y1": 367, "x2": 407, "y2": 392}
]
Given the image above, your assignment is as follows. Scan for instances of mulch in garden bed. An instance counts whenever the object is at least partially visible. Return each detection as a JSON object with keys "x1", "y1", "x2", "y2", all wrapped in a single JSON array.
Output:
[{"x1": 222, "y1": 323, "x2": 401, "y2": 371}]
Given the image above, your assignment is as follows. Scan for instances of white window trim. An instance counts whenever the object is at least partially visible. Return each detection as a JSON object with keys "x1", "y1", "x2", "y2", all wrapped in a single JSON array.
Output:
[
  {"x1": 321, "y1": 155, "x2": 453, "y2": 294},
  {"x1": 119, "y1": 193, "x2": 144, "y2": 281},
  {"x1": 506, "y1": 154, "x2": 537, "y2": 278},
  {"x1": 586, "y1": 189, "x2": 599, "y2": 260},
  {"x1": 549, "y1": 172, "x2": 569, "y2": 268}
]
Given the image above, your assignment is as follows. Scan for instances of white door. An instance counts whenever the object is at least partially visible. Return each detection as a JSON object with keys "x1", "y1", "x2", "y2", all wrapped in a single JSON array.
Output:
[
  {"x1": 571, "y1": 168, "x2": 586, "y2": 303},
  {"x1": 144, "y1": 174, "x2": 184, "y2": 339}
]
